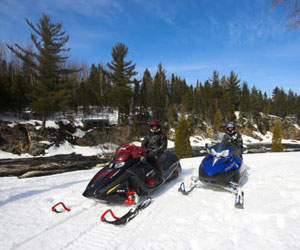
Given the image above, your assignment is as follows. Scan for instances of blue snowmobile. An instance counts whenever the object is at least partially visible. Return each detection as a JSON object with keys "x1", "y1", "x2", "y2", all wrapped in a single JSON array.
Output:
[
  {"x1": 198, "y1": 143, "x2": 244, "y2": 186},
  {"x1": 179, "y1": 141, "x2": 246, "y2": 208}
]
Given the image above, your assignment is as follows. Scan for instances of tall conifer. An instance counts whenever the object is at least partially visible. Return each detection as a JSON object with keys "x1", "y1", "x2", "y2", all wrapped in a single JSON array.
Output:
[
  {"x1": 152, "y1": 63, "x2": 168, "y2": 122},
  {"x1": 213, "y1": 99, "x2": 222, "y2": 131},
  {"x1": 107, "y1": 43, "x2": 137, "y2": 124},
  {"x1": 174, "y1": 117, "x2": 192, "y2": 158},
  {"x1": 7, "y1": 13, "x2": 78, "y2": 131},
  {"x1": 271, "y1": 120, "x2": 285, "y2": 152}
]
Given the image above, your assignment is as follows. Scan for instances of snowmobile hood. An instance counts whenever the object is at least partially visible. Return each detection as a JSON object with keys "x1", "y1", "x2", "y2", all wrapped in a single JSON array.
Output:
[
  {"x1": 201, "y1": 144, "x2": 242, "y2": 176},
  {"x1": 82, "y1": 166, "x2": 123, "y2": 198}
]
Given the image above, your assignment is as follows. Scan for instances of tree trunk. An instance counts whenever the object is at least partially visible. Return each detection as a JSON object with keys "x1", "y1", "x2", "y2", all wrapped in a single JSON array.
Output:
[
  {"x1": 117, "y1": 107, "x2": 120, "y2": 124},
  {"x1": 41, "y1": 115, "x2": 46, "y2": 133}
]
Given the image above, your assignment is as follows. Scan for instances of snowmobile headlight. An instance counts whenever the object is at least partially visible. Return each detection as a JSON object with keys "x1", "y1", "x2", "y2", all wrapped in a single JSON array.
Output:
[
  {"x1": 220, "y1": 150, "x2": 229, "y2": 157},
  {"x1": 114, "y1": 162, "x2": 125, "y2": 168},
  {"x1": 210, "y1": 148, "x2": 217, "y2": 156},
  {"x1": 210, "y1": 148, "x2": 229, "y2": 158}
]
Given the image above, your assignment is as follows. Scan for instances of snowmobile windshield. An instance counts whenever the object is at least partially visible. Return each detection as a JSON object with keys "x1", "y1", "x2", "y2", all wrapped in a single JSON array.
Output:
[{"x1": 212, "y1": 144, "x2": 229, "y2": 151}]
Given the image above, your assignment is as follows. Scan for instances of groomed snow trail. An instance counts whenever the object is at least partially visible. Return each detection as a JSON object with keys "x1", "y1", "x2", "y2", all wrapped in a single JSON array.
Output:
[{"x1": 1, "y1": 152, "x2": 300, "y2": 250}]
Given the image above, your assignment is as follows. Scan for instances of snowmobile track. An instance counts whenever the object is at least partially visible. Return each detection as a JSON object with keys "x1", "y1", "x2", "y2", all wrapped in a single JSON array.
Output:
[
  {"x1": 62, "y1": 181, "x2": 176, "y2": 249},
  {"x1": 63, "y1": 223, "x2": 122, "y2": 250},
  {"x1": 12, "y1": 201, "x2": 99, "y2": 250}
]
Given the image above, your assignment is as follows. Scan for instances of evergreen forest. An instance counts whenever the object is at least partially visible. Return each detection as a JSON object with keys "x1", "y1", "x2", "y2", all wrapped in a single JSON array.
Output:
[{"x1": 1, "y1": 14, "x2": 300, "y2": 135}]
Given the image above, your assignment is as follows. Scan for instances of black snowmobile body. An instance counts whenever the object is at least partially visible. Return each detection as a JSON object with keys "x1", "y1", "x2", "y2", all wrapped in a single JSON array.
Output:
[{"x1": 82, "y1": 144, "x2": 181, "y2": 204}]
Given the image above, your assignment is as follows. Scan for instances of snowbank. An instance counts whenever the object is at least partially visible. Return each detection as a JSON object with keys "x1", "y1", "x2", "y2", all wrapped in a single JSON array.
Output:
[
  {"x1": 44, "y1": 141, "x2": 117, "y2": 157},
  {"x1": 0, "y1": 150, "x2": 33, "y2": 159}
]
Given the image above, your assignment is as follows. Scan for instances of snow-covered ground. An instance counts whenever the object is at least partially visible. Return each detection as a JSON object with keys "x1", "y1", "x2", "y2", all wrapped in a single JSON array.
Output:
[{"x1": 1, "y1": 152, "x2": 300, "y2": 250}]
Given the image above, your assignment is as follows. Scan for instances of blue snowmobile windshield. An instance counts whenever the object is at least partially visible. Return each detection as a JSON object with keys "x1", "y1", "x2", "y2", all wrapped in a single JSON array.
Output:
[{"x1": 211, "y1": 144, "x2": 231, "y2": 153}]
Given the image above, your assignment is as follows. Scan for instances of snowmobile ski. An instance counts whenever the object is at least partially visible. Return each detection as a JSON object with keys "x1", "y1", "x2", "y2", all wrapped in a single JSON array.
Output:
[
  {"x1": 232, "y1": 183, "x2": 244, "y2": 209},
  {"x1": 178, "y1": 177, "x2": 245, "y2": 209},
  {"x1": 235, "y1": 190, "x2": 244, "y2": 209},
  {"x1": 51, "y1": 202, "x2": 71, "y2": 213},
  {"x1": 178, "y1": 176, "x2": 200, "y2": 195},
  {"x1": 100, "y1": 197, "x2": 152, "y2": 225}
]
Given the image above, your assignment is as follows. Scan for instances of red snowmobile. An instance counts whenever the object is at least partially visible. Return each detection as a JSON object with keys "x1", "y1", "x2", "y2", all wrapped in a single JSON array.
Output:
[{"x1": 82, "y1": 143, "x2": 181, "y2": 205}]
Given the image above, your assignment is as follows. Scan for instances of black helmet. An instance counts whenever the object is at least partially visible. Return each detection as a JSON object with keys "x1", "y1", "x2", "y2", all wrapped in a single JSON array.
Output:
[
  {"x1": 149, "y1": 120, "x2": 161, "y2": 133},
  {"x1": 226, "y1": 122, "x2": 236, "y2": 136}
]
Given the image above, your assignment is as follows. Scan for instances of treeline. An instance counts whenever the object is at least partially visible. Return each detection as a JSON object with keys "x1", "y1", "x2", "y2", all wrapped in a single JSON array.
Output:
[{"x1": 0, "y1": 13, "x2": 300, "y2": 134}]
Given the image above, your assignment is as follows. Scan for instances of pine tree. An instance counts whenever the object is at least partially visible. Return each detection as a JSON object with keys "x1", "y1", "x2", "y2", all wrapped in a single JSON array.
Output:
[
  {"x1": 76, "y1": 80, "x2": 90, "y2": 113},
  {"x1": 221, "y1": 89, "x2": 231, "y2": 122},
  {"x1": 210, "y1": 70, "x2": 221, "y2": 100},
  {"x1": 0, "y1": 57, "x2": 9, "y2": 112},
  {"x1": 7, "y1": 13, "x2": 78, "y2": 131},
  {"x1": 11, "y1": 72, "x2": 27, "y2": 114},
  {"x1": 262, "y1": 92, "x2": 270, "y2": 115},
  {"x1": 174, "y1": 116, "x2": 192, "y2": 158},
  {"x1": 226, "y1": 71, "x2": 241, "y2": 110},
  {"x1": 95, "y1": 64, "x2": 110, "y2": 108},
  {"x1": 271, "y1": 87, "x2": 287, "y2": 118},
  {"x1": 250, "y1": 86, "x2": 262, "y2": 121},
  {"x1": 239, "y1": 82, "x2": 251, "y2": 117},
  {"x1": 213, "y1": 100, "x2": 222, "y2": 131},
  {"x1": 131, "y1": 78, "x2": 142, "y2": 135},
  {"x1": 136, "y1": 69, "x2": 152, "y2": 130},
  {"x1": 181, "y1": 87, "x2": 194, "y2": 113},
  {"x1": 0, "y1": 61, "x2": 15, "y2": 113},
  {"x1": 152, "y1": 63, "x2": 168, "y2": 122},
  {"x1": 202, "y1": 80, "x2": 211, "y2": 120},
  {"x1": 286, "y1": 89, "x2": 297, "y2": 116},
  {"x1": 140, "y1": 68, "x2": 153, "y2": 108},
  {"x1": 227, "y1": 104, "x2": 236, "y2": 123},
  {"x1": 132, "y1": 79, "x2": 140, "y2": 108},
  {"x1": 170, "y1": 74, "x2": 188, "y2": 105},
  {"x1": 86, "y1": 64, "x2": 99, "y2": 106},
  {"x1": 271, "y1": 120, "x2": 285, "y2": 152},
  {"x1": 107, "y1": 43, "x2": 137, "y2": 124},
  {"x1": 192, "y1": 81, "x2": 203, "y2": 124},
  {"x1": 166, "y1": 104, "x2": 177, "y2": 128}
]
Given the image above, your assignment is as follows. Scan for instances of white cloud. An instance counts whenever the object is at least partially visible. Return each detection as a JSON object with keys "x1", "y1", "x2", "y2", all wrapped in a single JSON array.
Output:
[
  {"x1": 224, "y1": 6, "x2": 286, "y2": 46},
  {"x1": 129, "y1": 0, "x2": 178, "y2": 26},
  {"x1": 0, "y1": 0, "x2": 123, "y2": 26},
  {"x1": 51, "y1": 0, "x2": 123, "y2": 20}
]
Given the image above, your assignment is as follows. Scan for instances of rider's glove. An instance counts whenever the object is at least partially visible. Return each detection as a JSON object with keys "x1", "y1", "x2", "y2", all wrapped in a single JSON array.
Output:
[{"x1": 231, "y1": 134, "x2": 238, "y2": 140}]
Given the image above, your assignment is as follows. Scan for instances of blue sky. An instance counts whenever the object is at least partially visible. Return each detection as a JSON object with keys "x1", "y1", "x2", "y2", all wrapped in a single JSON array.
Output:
[{"x1": 1, "y1": 0, "x2": 300, "y2": 94}]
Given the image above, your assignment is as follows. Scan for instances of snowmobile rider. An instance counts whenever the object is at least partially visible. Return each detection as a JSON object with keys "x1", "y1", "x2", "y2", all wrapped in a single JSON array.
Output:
[
  {"x1": 142, "y1": 120, "x2": 168, "y2": 182},
  {"x1": 221, "y1": 122, "x2": 243, "y2": 157}
]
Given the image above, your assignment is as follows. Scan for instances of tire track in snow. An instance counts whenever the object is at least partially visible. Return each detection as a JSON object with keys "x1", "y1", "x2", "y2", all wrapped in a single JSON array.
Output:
[
  {"x1": 60, "y1": 197, "x2": 163, "y2": 250},
  {"x1": 61, "y1": 179, "x2": 181, "y2": 250},
  {"x1": 12, "y1": 200, "x2": 99, "y2": 250},
  {"x1": 58, "y1": 201, "x2": 134, "y2": 250},
  {"x1": 63, "y1": 221, "x2": 123, "y2": 250},
  {"x1": 108, "y1": 181, "x2": 182, "y2": 250}
]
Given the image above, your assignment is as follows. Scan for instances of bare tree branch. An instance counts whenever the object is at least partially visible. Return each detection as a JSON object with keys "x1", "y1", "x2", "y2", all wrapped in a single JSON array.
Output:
[{"x1": 272, "y1": 0, "x2": 300, "y2": 28}]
